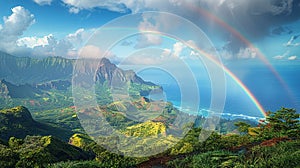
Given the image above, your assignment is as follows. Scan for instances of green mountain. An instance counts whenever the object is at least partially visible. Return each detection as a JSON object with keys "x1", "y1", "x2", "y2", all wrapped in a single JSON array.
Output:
[
  {"x1": 95, "y1": 58, "x2": 156, "y2": 87},
  {"x1": 0, "y1": 51, "x2": 156, "y2": 89},
  {"x1": 0, "y1": 106, "x2": 73, "y2": 141},
  {"x1": 0, "y1": 135, "x2": 92, "y2": 168},
  {"x1": 0, "y1": 51, "x2": 73, "y2": 85},
  {"x1": 0, "y1": 79, "x2": 39, "y2": 98}
]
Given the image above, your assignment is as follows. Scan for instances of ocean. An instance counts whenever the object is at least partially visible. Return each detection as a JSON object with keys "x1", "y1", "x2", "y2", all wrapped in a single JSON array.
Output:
[{"x1": 134, "y1": 62, "x2": 300, "y2": 120}]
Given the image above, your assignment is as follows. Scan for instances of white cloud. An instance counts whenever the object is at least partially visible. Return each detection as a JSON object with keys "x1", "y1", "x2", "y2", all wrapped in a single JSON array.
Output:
[
  {"x1": 273, "y1": 50, "x2": 290, "y2": 60},
  {"x1": 203, "y1": 0, "x2": 294, "y2": 16},
  {"x1": 173, "y1": 42, "x2": 185, "y2": 57},
  {"x1": 122, "y1": 54, "x2": 165, "y2": 65},
  {"x1": 67, "y1": 28, "x2": 84, "y2": 39},
  {"x1": 189, "y1": 50, "x2": 206, "y2": 60},
  {"x1": 15, "y1": 34, "x2": 73, "y2": 57},
  {"x1": 79, "y1": 45, "x2": 102, "y2": 58},
  {"x1": 69, "y1": 7, "x2": 80, "y2": 14},
  {"x1": 236, "y1": 47, "x2": 257, "y2": 59},
  {"x1": 62, "y1": 0, "x2": 129, "y2": 13},
  {"x1": 134, "y1": 12, "x2": 186, "y2": 48},
  {"x1": 59, "y1": 0, "x2": 300, "y2": 62},
  {"x1": 135, "y1": 34, "x2": 162, "y2": 48},
  {"x1": 12, "y1": 28, "x2": 94, "y2": 58},
  {"x1": 161, "y1": 41, "x2": 188, "y2": 59},
  {"x1": 17, "y1": 34, "x2": 52, "y2": 48},
  {"x1": 135, "y1": 13, "x2": 162, "y2": 48},
  {"x1": 60, "y1": 0, "x2": 295, "y2": 17},
  {"x1": 28, "y1": 35, "x2": 72, "y2": 57},
  {"x1": 190, "y1": 50, "x2": 199, "y2": 57},
  {"x1": 121, "y1": 39, "x2": 207, "y2": 65},
  {"x1": 162, "y1": 49, "x2": 171, "y2": 57},
  {"x1": 273, "y1": 55, "x2": 285, "y2": 60},
  {"x1": 186, "y1": 40, "x2": 198, "y2": 49},
  {"x1": 0, "y1": 6, "x2": 35, "y2": 53},
  {"x1": 288, "y1": 55, "x2": 297, "y2": 60},
  {"x1": 66, "y1": 28, "x2": 87, "y2": 49},
  {"x1": 285, "y1": 35, "x2": 300, "y2": 47},
  {"x1": 219, "y1": 50, "x2": 233, "y2": 60},
  {"x1": 33, "y1": 0, "x2": 52, "y2": 5},
  {"x1": 269, "y1": 0, "x2": 293, "y2": 15},
  {"x1": 60, "y1": 0, "x2": 204, "y2": 16},
  {"x1": 78, "y1": 45, "x2": 116, "y2": 60}
]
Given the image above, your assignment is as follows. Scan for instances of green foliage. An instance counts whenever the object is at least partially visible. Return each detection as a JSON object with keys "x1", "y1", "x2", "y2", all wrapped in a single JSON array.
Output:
[
  {"x1": 218, "y1": 134, "x2": 252, "y2": 150},
  {"x1": 33, "y1": 107, "x2": 84, "y2": 134},
  {"x1": 49, "y1": 157, "x2": 141, "y2": 168},
  {"x1": 261, "y1": 107, "x2": 300, "y2": 139},
  {"x1": 236, "y1": 140, "x2": 300, "y2": 167},
  {"x1": 0, "y1": 144, "x2": 19, "y2": 168},
  {"x1": 167, "y1": 150, "x2": 239, "y2": 168},
  {"x1": 69, "y1": 133, "x2": 94, "y2": 149},
  {"x1": 95, "y1": 151, "x2": 138, "y2": 168},
  {"x1": 170, "y1": 142, "x2": 194, "y2": 155},
  {"x1": 8, "y1": 137, "x2": 24, "y2": 149},
  {"x1": 0, "y1": 90, "x2": 300, "y2": 168},
  {"x1": 129, "y1": 82, "x2": 160, "y2": 98},
  {"x1": 168, "y1": 140, "x2": 300, "y2": 168},
  {"x1": 167, "y1": 108, "x2": 300, "y2": 167},
  {"x1": 199, "y1": 132, "x2": 223, "y2": 152},
  {"x1": 234, "y1": 121, "x2": 251, "y2": 135},
  {"x1": 95, "y1": 81, "x2": 113, "y2": 105},
  {"x1": 48, "y1": 161, "x2": 102, "y2": 168},
  {"x1": 0, "y1": 84, "x2": 74, "y2": 112},
  {"x1": 169, "y1": 127, "x2": 202, "y2": 155},
  {"x1": 0, "y1": 53, "x2": 73, "y2": 85},
  {"x1": 0, "y1": 135, "x2": 93, "y2": 168},
  {"x1": 0, "y1": 106, "x2": 73, "y2": 141},
  {"x1": 169, "y1": 128, "x2": 249, "y2": 156},
  {"x1": 79, "y1": 142, "x2": 145, "y2": 168},
  {"x1": 123, "y1": 121, "x2": 166, "y2": 137}
]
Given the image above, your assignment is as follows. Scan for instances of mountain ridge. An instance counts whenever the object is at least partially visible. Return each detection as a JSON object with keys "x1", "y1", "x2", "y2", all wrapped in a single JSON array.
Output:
[
  {"x1": 0, "y1": 51, "x2": 73, "y2": 84},
  {"x1": 0, "y1": 51, "x2": 156, "y2": 88},
  {"x1": 0, "y1": 106, "x2": 73, "y2": 141}
]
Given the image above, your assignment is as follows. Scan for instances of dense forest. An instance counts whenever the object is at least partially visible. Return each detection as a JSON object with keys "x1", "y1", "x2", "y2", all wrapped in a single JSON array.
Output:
[{"x1": 0, "y1": 106, "x2": 299, "y2": 167}]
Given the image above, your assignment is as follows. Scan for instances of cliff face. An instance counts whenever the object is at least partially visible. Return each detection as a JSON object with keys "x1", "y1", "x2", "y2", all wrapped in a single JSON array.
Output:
[
  {"x1": 0, "y1": 80, "x2": 39, "y2": 98},
  {"x1": 0, "y1": 80, "x2": 10, "y2": 99},
  {"x1": 0, "y1": 52, "x2": 74, "y2": 84},
  {"x1": 0, "y1": 52, "x2": 156, "y2": 88},
  {"x1": 95, "y1": 58, "x2": 156, "y2": 87}
]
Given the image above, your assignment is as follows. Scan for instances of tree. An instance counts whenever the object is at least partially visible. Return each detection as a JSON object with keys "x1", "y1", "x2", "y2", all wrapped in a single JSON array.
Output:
[
  {"x1": 8, "y1": 137, "x2": 23, "y2": 149},
  {"x1": 0, "y1": 144, "x2": 18, "y2": 168},
  {"x1": 234, "y1": 122, "x2": 251, "y2": 135},
  {"x1": 263, "y1": 108, "x2": 300, "y2": 138}
]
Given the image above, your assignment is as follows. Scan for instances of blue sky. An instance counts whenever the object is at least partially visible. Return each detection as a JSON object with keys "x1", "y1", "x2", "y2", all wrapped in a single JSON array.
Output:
[
  {"x1": 0, "y1": 0, "x2": 300, "y2": 116},
  {"x1": 0, "y1": 0, "x2": 299, "y2": 62},
  {"x1": 0, "y1": 0, "x2": 127, "y2": 37}
]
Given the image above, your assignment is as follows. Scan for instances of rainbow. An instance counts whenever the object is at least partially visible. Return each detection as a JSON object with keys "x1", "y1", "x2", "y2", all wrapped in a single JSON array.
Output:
[
  {"x1": 125, "y1": 30, "x2": 267, "y2": 117},
  {"x1": 182, "y1": 2, "x2": 293, "y2": 101},
  {"x1": 92, "y1": 11, "x2": 272, "y2": 118},
  {"x1": 195, "y1": 48, "x2": 267, "y2": 117}
]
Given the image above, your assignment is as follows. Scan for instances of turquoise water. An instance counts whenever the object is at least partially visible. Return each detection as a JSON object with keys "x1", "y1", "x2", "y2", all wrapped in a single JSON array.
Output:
[{"x1": 137, "y1": 63, "x2": 300, "y2": 120}]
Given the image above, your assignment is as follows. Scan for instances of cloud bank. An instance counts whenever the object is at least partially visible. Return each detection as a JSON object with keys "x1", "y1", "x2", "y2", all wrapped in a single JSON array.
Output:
[
  {"x1": 59, "y1": 0, "x2": 300, "y2": 60},
  {"x1": 2, "y1": 1, "x2": 300, "y2": 59},
  {"x1": 33, "y1": 0, "x2": 53, "y2": 6},
  {"x1": 0, "y1": 6, "x2": 35, "y2": 53}
]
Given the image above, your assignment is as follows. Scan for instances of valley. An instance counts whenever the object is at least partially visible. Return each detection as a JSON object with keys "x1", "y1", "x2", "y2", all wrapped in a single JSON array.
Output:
[{"x1": 0, "y1": 53, "x2": 299, "y2": 167}]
